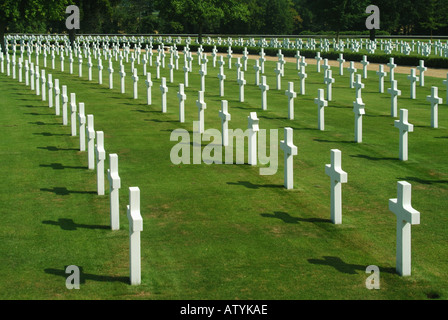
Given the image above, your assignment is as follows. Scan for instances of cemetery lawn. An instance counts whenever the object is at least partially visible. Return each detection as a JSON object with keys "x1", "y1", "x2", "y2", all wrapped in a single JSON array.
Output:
[{"x1": 0, "y1": 52, "x2": 447, "y2": 300}]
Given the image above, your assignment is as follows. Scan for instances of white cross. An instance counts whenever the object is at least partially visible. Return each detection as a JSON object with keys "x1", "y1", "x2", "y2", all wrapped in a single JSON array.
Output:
[
  {"x1": 219, "y1": 100, "x2": 231, "y2": 146},
  {"x1": 353, "y1": 98, "x2": 365, "y2": 143},
  {"x1": 348, "y1": 61, "x2": 357, "y2": 89},
  {"x1": 47, "y1": 73, "x2": 53, "y2": 108},
  {"x1": 389, "y1": 181, "x2": 420, "y2": 276},
  {"x1": 177, "y1": 83, "x2": 186, "y2": 123},
  {"x1": 324, "y1": 69, "x2": 335, "y2": 101},
  {"x1": 337, "y1": 53, "x2": 345, "y2": 75},
  {"x1": 145, "y1": 72, "x2": 153, "y2": 105},
  {"x1": 354, "y1": 74, "x2": 364, "y2": 99},
  {"x1": 107, "y1": 154, "x2": 121, "y2": 231},
  {"x1": 315, "y1": 52, "x2": 322, "y2": 73},
  {"x1": 87, "y1": 114, "x2": 95, "y2": 170},
  {"x1": 235, "y1": 57, "x2": 242, "y2": 80},
  {"x1": 237, "y1": 71, "x2": 246, "y2": 102},
  {"x1": 199, "y1": 64, "x2": 206, "y2": 92},
  {"x1": 98, "y1": 59, "x2": 103, "y2": 85},
  {"x1": 394, "y1": 109, "x2": 414, "y2": 161},
  {"x1": 41, "y1": 69, "x2": 46, "y2": 102},
  {"x1": 314, "y1": 88, "x2": 328, "y2": 131},
  {"x1": 95, "y1": 131, "x2": 106, "y2": 195},
  {"x1": 416, "y1": 60, "x2": 427, "y2": 87},
  {"x1": 132, "y1": 68, "x2": 139, "y2": 99},
  {"x1": 108, "y1": 59, "x2": 114, "y2": 89},
  {"x1": 119, "y1": 64, "x2": 126, "y2": 94},
  {"x1": 218, "y1": 58, "x2": 226, "y2": 97},
  {"x1": 285, "y1": 82, "x2": 297, "y2": 120},
  {"x1": 322, "y1": 58, "x2": 330, "y2": 80},
  {"x1": 253, "y1": 60, "x2": 261, "y2": 86},
  {"x1": 259, "y1": 76, "x2": 270, "y2": 110},
  {"x1": 325, "y1": 149, "x2": 348, "y2": 224},
  {"x1": 387, "y1": 57, "x2": 397, "y2": 82},
  {"x1": 360, "y1": 55, "x2": 369, "y2": 79},
  {"x1": 298, "y1": 65, "x2": 307, "y2": 95},
  {"x1": 294, "y1": 51, "x2": 301, "y2": 70},
  {"x1": 127, "y1": 187, "x2": 143, "y2": 285},
  {"x1": 160, "y1": 77, "x2": 168, "y2": 113},
  {"x1": 426, "y1": 86, "x2": 443, "y2": 128},
  {"x1": 259, "y1": 49, "x2": 266, "y2": 73},
  {"x1": 227, "y1": 46, "x2": 233, "y2": 69},
  {"x1": 248, "y1": 112, "x2": 259, "y2": 166},
  {"x1": 61, "y1": 85, "x2": 68, "y2": 126},
  {"x1": 183, "y1": 63, "x2": 190, "y2": 88},
  {"x1": 280, "y1": 127, "x2": 297, "y2": 189},
  {"x1": 376, "y1": 65, "x2": 387, "y2": 93},
  {"x1": 78, "y1": 102, "x2": 86, "y2": 152},
  {"x1": 70, "y1": 93, "x2": 77, "y2": 136},
  {"x1": 196, "y1": 91, "x2": 207, "y2": 134},
  {"x1": 274, "y1": 62, "x2": 282, "y2": 90},
  {"x1": 387, "y1": 80, "x2": 401, "y2": 117},
  {"x1": 407, "y1": 68, "x2": 419, "y2": 99}
]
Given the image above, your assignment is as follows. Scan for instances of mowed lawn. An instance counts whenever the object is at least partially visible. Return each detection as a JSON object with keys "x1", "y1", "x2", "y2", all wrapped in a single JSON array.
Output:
[{"x1": 0, "y1": 48, "x2": 447, "y2": 300}]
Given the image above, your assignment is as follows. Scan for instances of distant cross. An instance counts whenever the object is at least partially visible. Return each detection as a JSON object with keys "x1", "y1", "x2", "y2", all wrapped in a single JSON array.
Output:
[
  {"x1": 387, "y1": 80, "x2": 401, "y2": 118},
  {"x1": 247, "y1": 112, "x2": 260, "y2": 166},
  {"x1": 426, "y1": 86, "x2": 443, "y2": 128},
  {"x1": 285, "y1": 82, "x2": 297, "y2": 120},
  {"x1": 196, "y1": 91, "x2": 207, "y2": 134},
  {"x1": 314, "y1": 88, "x2": 328, "y2": 131},
  {"x1": 219, "y1": 100, "x2": 231, "y2": 146},
  {"x1": 394, "y1": 109, "x2": 414, "y2": 161}
]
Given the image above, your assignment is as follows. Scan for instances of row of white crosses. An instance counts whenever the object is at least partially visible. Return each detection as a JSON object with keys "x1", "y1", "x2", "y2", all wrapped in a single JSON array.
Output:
[{"x1": 2, "y1": 50, "x2": 146, "y2": 286}]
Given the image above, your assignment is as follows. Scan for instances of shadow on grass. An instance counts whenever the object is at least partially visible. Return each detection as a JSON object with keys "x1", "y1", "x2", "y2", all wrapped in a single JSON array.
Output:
[
  {"x1": 39, "y1": 163, "x2": 86, "y2": 170},
  {"x1": 314, "y1": 138, "x2": 356, "y2": 144},
  {"x1": 350, "y1": 154, "x2": 397, "y2": 161},
  {"x1": 308, "y1": 256, "x2": 396, "y2": 275},
  {"x1": 227, "y1": 180, "x2": 283, "y2": 189},
  {"x1": 396, "y1": 176, "x2": 448, "y2": 185},
  {"x1": 33, "y1": 132, "x2": 70, "y2": 137},
  {"x1": 260, "y1": 211, "x2": 331, "y2": 224},
  {"x1": 42, "y1": 218, "x2": 109, "y2": 231},
  {"x1": 44, "y1": 267, "x2": 129, "y2": 284},
  {"x1": 24, "y1": 112, "x2": 53, "y2": 116},
  {"x1": 29, "y1": 121, "x2": 60, "y2": 126},
  {"x1": 37, "y1": 146, "x2": 79, "y2": 152},
  {"x1": 40, "y1": 187, "x2": 97, "y2": 195},
  {"x1": 145, "y1": 118, "x2": 179, "y2": 123}
]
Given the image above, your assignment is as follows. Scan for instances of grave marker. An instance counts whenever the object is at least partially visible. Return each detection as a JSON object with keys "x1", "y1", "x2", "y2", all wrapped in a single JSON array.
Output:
[
  {"x1": 280, "y1": 127, "x2": 297, "y2": 189},
  {"x1": 325, "y1": 149, "x2": 348, "y2": 224}
]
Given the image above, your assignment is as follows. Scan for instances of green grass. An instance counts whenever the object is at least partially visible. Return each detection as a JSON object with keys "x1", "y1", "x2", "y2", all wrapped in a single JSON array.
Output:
[{"x1": 0, "y1": 51, "x2": 447, "y2": 300}]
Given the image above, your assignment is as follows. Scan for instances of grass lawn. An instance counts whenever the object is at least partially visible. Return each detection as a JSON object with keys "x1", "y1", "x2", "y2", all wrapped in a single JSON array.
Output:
[{"x1": 0, "y1": 49, "x2": 447, "y2": 300}]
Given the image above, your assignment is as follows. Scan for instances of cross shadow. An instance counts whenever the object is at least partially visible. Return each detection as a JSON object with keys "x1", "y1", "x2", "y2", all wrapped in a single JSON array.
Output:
[
  {"x1": 28, "y1": 121, "x2": 60, "y2": 126},
  {"x1": 37, "y1": 146, "x2": 79, "y2": 152},
  {"x1": 24, "y1": 112, "x2": 52, "y2": 116},
  {"x1": 434, "y1": 136, "x2": 448, "y2": 139},
  {"x1": 44, "y1": 267, "x2": 129, "y2": 284},
  {"x1": 40, "y1": 187, "x2": 97, "y2": 196},
  {"x1": 144, "y1": 118, "x2": 179, "y2": 123},
  {"x1": 42, "y1": 218, "x2": 109, "y2": 231},
  {"x1": 33, "y1": 132, "x2": 69, "y2": 137},
  {"x1": 308, "y1": 256, "x2": 396, "y2": 275},
  {"x1": 396, "y1": 176, "x2": 448, "y2": 185},
  {"x1": 350, "y1": 154, "x2": 397, "y2": 161},
  {"x1": 227, "y1": 180, "x2": 283, "y2": 189},
  {"x1": 39, "y1": 163, "x2": 86, "y2": 170},
  {"x1": 314, "y1": 138, "x2": 355, "y2": 144},
  {"x1": 260, "y1": 211, "x2": 331, "y2": 224}
]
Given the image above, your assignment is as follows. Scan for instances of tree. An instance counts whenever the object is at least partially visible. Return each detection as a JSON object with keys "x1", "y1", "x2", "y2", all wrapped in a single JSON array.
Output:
[{"x1": 0, "y1": 0, "x2": 69, "y2": 53}]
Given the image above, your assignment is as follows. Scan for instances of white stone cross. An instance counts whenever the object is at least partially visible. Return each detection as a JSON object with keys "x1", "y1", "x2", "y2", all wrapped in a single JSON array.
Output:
[
  {"x1": 337, "y1": 53, "x2": 345, "y2": 75},
  {"x1": 259, "y1": 76, "x2": 270, "y2": 111},
  {"x1": 348, "y1": 61, "x2": 357, "y2": 89},
  {"x1": 242, "y1": 47, "x2": 249, "y2": 71},
  {"x1": 322, "y1": 58, "x2": 330, "y2": 80},
  {"x1": 95, "y1": 131, "x2": 106, "y2": 195},
  {"x1": 78, "y1": 102, "x2": 86, "y2": 152},
  {"x1": 325, "y1": 149, "x2": 348, "y2": 224},
  {"x1": 274, "y1": 62, "x2": 282, "y2": 90},
  {"x1": 87, "y1": 114, "x2": 95, "y2": 170},
  {"x1": 127, "y1": 187, "x2": 143, "y2": 285},
  {"x1": 35, "y1": 66, "x2": 40, "y2": 96},
  {"x1": 54, "y1": 79, "x2": 60, "y2": 116},
  {"x1": 145, "y1": 72, "x2": 153, "y2": 105},
  {"x1": 61, "y1": 85, "x2": 68, "y2": 126},
  {"x1": 47, "y1": 74, "x2": 53, "y2": 108},
  {"x1": 394, "y1": 109, "x2": 414, "y2": 161},
  {"x1": 315, "y1": 52, "x2": 322, "y2": 73},
  {"x1": 294, "y1": 51, "x2": 301, "y2": 70},
  {"x1": 177, "y1": 83, "x2": 186, "y2": 123},
  {"x1": 314, "y1": 88, "x2": 328, "y2": 131},
  {"x1": 253, "y1": 59, "x2": 261, "y2": 86},
  {"x1": 280, "y1": 127, "x2": 297, "y2": 189},
  {"x1": 78, "y1": 54, "x2": 83, "y2": 77},
  {"x1": 416, "y1": 60, "x2": 427, "y2": 87},
  {"x1": 227, "y1": 46, "x2": 233, "y2": 69},
  {"x1": 160, "y1": 77, "x2": 168, "y2": 113},
  {"x1": 219, "y1": 100, "x2": 231, "y2": 147},
  {"x1": 155, "y1": 56, "x2": 161, "y2": 79},
  {"x1": 107, "y1": 154, "x2": 121, "y2": 231},
  {"x1": 132, "y1": 68, "x2": 139, "y2": 99},
  {"x1": 217, "y1": 58, "x2": 226, "y2": 97},
  {"x1": 237, "y1": 71, "x2": 246, "y2": 102},
  {"x1": 354, "y1": 74, "x2": 364, "y2": 99},
  {"x1": 426, "y1": 86, "x2": 443, "y2": 128},
  {"x1": 387, "y1": 57, "x2": 397, "y2": 82},
  {"x1": 353, "y1": 98, "x2": 365, "y2": 143},
  {"x1": 108, "y1": 59, "x2": 114, "y2": 89},
  {"x1": 389, "y1": 181, "x2": 420, "y2": 276},
  {"x1": 387, "y1": 80, "x2": 401, "y2": 117},
  {"x1": 285, "y1": 82, "x2": 297, "y2": 120},
  {"x1": 87, "y1": 56, "x2": 93, "y2": 81},
  {"x1": 360, "y1": 55, "x2": 369, "y2": 79},
  {"x1": 29, "y1": 63, "x2": 35, "y2": 90},
  {"x1": 298, "y1": 65, "x2": 307, "y2": 95},
  {"x1": 70, "y1": 93, "x2": 77, "y2": 136},
  {"x1": 199, "y1": 64, "x2": 206, "y2": 92},
  {"x1": 183, "y1": 63, "x2": 190, "y2": 88},
  {"x1": 248, "y1": 112, "x2": 259, "y2": 166},
  {"x1": 324, "y1": 69, "x2": 335, "y2": 101},
  {"x1": 41, "y1": 69, "x2": 46, "y2": 102},
  {"x1": 98, "y1": 58, "x2": 103, "y2": 85},
  {"x1": 407, "y1": 68, "x2": 419, "y2": 99},
  {"x1": 235, "y1": 57, "x2": 242, "y2": 80},
  {"x1": 119, "y1": 64, "x2": 126, "y2": 94},
  {"x1": 376, "y1": 65, "x2": 387, "y2": 93},
  {"x1": 196, "y1": 91, "x2": 207, "y2": 134}
]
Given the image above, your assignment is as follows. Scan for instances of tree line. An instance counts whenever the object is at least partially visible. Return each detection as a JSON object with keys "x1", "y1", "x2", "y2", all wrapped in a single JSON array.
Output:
[{"x1": 2, "y1": 0, "x2": 448, "y2": 38}]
